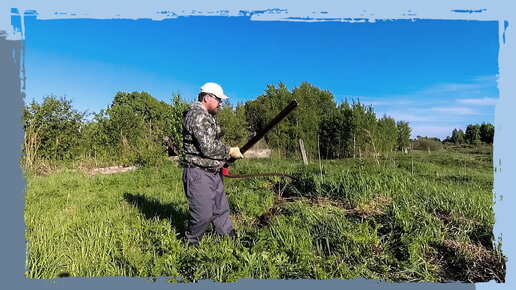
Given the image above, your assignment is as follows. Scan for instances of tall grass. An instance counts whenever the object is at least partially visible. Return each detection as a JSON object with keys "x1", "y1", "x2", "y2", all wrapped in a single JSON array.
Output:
[{"x1": 24, "y1": 149, "x2": 505, "y2": 282}]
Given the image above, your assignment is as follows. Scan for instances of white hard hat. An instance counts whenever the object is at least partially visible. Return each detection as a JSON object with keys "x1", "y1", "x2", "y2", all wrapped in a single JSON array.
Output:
[{"x1": 200, "y1": 82, "x2": 229, "y2": 99}]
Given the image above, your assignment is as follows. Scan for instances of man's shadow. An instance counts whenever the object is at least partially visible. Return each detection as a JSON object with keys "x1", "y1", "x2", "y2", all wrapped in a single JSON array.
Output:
[{"x1": 123, "y1": 192, "x2": 188, "y2": 238}]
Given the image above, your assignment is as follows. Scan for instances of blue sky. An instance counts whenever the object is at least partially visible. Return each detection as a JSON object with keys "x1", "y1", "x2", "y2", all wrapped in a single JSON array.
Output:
[{"x1": 23, "y1": 16, "x2": 499, "y2": 139}]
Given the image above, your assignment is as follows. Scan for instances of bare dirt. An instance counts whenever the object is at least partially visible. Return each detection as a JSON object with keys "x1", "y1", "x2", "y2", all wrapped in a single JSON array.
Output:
[{"x1": 86, "y1": 165, "x2": 139, "y2": 175}]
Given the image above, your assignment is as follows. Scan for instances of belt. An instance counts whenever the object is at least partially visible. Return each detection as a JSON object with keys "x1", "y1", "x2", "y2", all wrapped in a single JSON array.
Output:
[{"x1": 183, "y1": 164, "x2": 220, "y2": 174}]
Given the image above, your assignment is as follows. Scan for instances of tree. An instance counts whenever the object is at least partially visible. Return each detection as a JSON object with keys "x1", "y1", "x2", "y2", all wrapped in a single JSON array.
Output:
[
  {"x1": 88, "y1": 91, "x2": 186, "y2": 165},
  {"x1": 78, "y1": 91, "x2": 189, "y2": 165},
  {"x1": 349, "y1": 101, "x2": 377, "y2": 158},
  {"x1": 376, "y1": 115, "x2": 398, "y2": 153},
  {"x1": 291, "y1": 82, "x2": 336, "y2": 158},
  {"x1": 168, "y1": 92, "x2": 190, "y2": 154},
  {"x1": 243, "y1": 82, "x2": 412, "y2": 160},
  {"x1": 465, "y1": 124, "x2": 481, "y2": 145},
  {"x1": 319, "y1": 105, "x2": 342, "y2": 159},
  {"x1": 245, "y1": 82, "x2": 293, "y2": 157},
  {"x1": 23, "y1": 95, "x2": 85, "y2": 161},
  {"x1": 245, "y1": 82, "x2": 336, "y2": 158},
  {"x1": 336, "y1": 101, "x2": 354, "y2": 157},
  {"x1": 80, "y1": 109, "x2": 112, "y2": 159},
  {"x1": 451, "y1": 128, "x2": 466, "y2": 144},
  {"x1": 479, "y1": 122, "x2": 495, "y2": 144},
  {"x1": 217, "y1": 101, "x2": 249, "y2": 148},
  {"x1": 396, "y1": 121, "x2": 411, "y2": 152}
]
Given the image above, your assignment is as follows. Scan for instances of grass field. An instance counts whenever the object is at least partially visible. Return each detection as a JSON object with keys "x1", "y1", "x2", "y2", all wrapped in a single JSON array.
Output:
[{"x1": 24, "y1": 148, "x2": 505, "y2": 282}]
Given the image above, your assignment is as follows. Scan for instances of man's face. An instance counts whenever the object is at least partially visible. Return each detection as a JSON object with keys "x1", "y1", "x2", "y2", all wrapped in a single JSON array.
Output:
[{"x1": 205, "y1": 94, "x2": 222, "y2": 115}]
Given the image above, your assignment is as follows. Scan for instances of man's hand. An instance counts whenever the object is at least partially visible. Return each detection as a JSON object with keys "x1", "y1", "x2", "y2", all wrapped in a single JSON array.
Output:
[{"x1": 229, "y1": 147, "x2": 244, "y2": 159}]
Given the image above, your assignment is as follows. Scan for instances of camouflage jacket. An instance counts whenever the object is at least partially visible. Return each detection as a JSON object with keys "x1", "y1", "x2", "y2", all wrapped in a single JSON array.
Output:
[{"x1": 182, "y1": 101, "x2": 230, "y2": 170}]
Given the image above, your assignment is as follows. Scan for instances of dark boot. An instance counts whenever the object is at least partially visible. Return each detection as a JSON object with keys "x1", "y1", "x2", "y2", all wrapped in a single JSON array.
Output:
[
  {"x1": 228, "y1": 229, "x2": 237, "y2": 240},
  {"x1": 187, "y1": 240, "x2": 199, "y2": 248}
]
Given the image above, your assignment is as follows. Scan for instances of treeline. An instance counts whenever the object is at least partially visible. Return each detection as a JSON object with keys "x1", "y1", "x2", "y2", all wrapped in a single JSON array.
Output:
[
  {"x1": 30, "y1": 81, "x2": 494, "y2": 168},
  {"x1": 443, "y1": 123, "x2": 495, "y2": 145},
  {"x1": 23, "y1": 92, "x2": 188, "y2": 168},
  {"x1": 241, "y1": 82, "x2": 411, "y2": 159},
  {"x1": 410, "y1": 123, "x2": 495, "y2": 152}
]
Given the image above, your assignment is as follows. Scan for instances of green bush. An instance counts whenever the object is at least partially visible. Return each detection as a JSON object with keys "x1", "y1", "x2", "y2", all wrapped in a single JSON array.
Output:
[
  {"x1": 412, "y1": 138, "x2": 444, "y2": 152},
  {"x1": 23, "y1": 95, "x2": 86, "y2": 162}
]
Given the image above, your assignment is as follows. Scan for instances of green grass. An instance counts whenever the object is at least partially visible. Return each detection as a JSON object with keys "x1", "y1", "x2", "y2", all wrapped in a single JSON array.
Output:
[{"x1": 24, "y1": 148, "x2": 505, "y2": 282}]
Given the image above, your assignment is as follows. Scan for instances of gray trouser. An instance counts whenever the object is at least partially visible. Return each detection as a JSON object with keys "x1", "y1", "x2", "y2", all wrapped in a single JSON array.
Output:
[{"x1": 183, "y1": 167, "x2": 233, "y2": 243}]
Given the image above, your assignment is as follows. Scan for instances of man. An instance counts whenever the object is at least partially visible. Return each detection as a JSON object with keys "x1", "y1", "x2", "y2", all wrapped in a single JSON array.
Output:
[{"x1": 182, "y1": 82, "x2": 244, "y2": 245}]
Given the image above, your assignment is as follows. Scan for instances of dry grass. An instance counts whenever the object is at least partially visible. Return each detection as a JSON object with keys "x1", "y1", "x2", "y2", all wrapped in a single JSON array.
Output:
[
  {"x1": 311, "y1": 195, "x2": 390, "y2": 218},
  {"x1": 86, "y1": 165, "x2": 139, "y2": 175},
  {"x1": 431, "y1": 239, "x2": 506, "y2": 283}
]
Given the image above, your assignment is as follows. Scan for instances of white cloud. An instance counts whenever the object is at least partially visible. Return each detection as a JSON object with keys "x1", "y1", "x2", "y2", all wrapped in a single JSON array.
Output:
[
  {"x1": 341, "y1": 95, "x2": 435, "y2": 109},
  {"x1": 472, "y1": 75, "x2": 499, "y2": 83},
  {"x1": 433, "y1": 83, "x2": 481, "y2": 93},
  {"x1": 346, "y1": 75, "x2": 499, "y2": 110},
  {"x1": 382, "y1": 111, "x2": 433, "y2": 122},
  {"x1": 456, "y1": 97, "x2": 498, "y2": 106},
  {"x1": 362, "y1": 100, "x2": 392, "y2": 106},
  {"x1": 366, "y1": 99, "x2": 417, "y2": 106},
  {"x1": 400, "y1": 75, "x2": 499, "y2": 100},
  {"x1": 431, "y1": 106, "x2": 477, "y2": 115},
  {"x1": 410, "y1": 125, "x2": 459, "y2": 139},
  {"x1": 334, "y1": 76, "x2": 497, "y2": 138}
]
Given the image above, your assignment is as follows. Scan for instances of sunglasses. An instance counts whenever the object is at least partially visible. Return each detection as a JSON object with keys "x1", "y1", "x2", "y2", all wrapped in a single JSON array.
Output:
[{"x1": 209, "y1": 94, "x2": 222, "y2": 103}]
